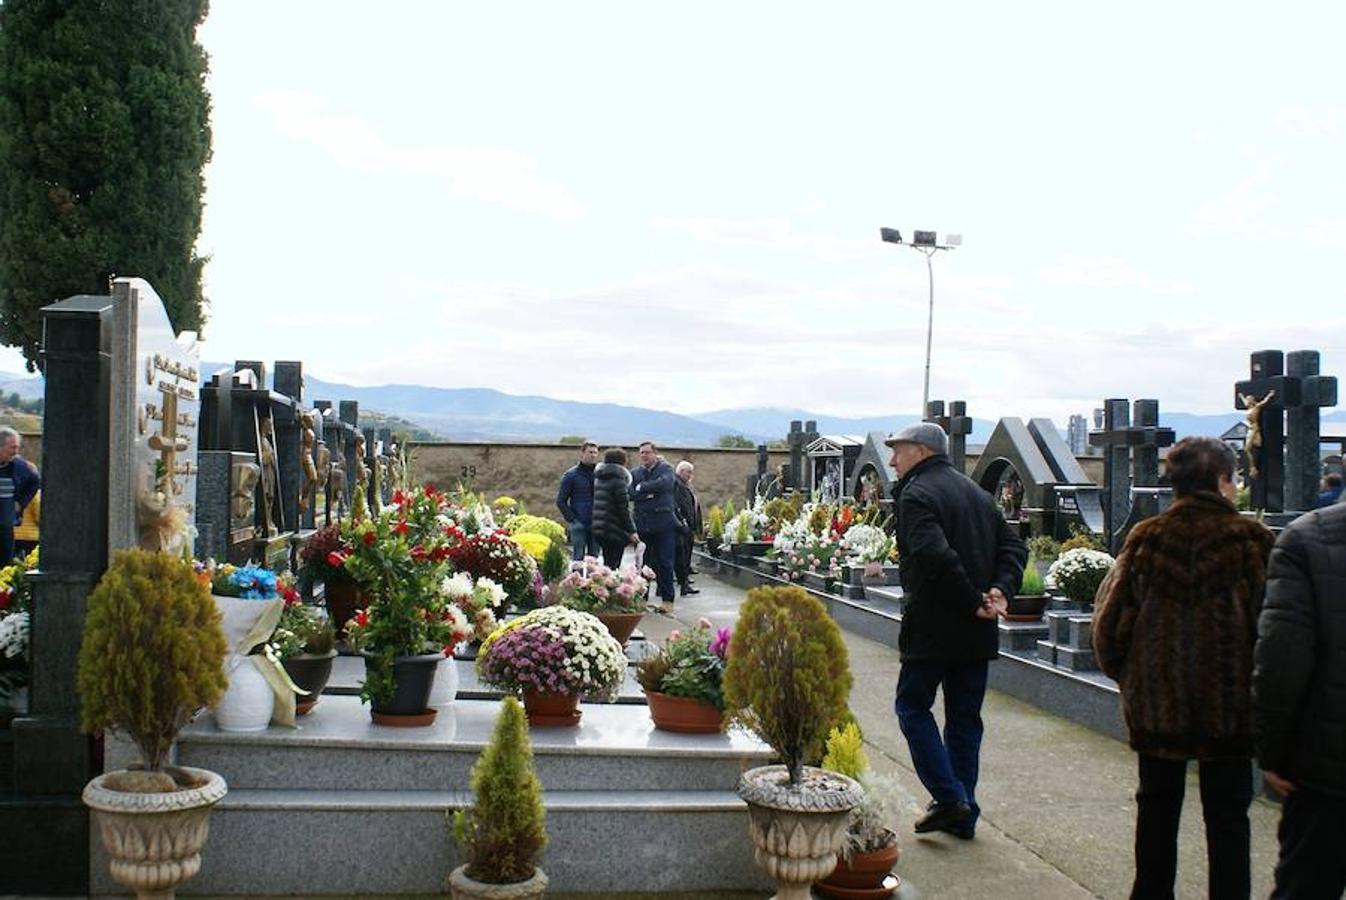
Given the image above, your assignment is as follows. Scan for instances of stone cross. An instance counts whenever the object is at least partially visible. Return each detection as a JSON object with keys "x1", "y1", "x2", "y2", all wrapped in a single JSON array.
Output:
[
  {"x1": 787, "y1": 421, "x2": 805, "y2": 491},
  {"x1": 925, "y1": 399, "x2": 972, "y2": 472},
  {"x1": 1235, "y1": 351, "x2": 1295, "y2": 512},
  {"x1": 1088, "y1": 398, "x2": 1174, "y2": 552},
  {"x1": 1285, "y1": 350, "x2": 1337, "y2": 512}
]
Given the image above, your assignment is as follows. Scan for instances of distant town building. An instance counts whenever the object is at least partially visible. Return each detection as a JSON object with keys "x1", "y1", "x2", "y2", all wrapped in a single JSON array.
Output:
[{"x1": 1068, "y1": 414, "x2": 1090, "y2": 456}]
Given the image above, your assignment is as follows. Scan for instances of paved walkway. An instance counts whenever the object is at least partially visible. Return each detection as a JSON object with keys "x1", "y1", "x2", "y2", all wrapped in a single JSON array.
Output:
[{"x1": 637, "y1": 573, "x2": 1284, "y2": 900}]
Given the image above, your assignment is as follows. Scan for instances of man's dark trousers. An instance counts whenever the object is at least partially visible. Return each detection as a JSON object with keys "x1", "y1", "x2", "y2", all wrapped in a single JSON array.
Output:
[
  {"x1": 895, "y1": 660, "x2": 987, "y2": 828},
  {"x1": 644, "y1": 528, "x2": 676, "y2": 602},
  {"x1": 1271, "y1": 789, "x2": 1346, "y2": 899}
]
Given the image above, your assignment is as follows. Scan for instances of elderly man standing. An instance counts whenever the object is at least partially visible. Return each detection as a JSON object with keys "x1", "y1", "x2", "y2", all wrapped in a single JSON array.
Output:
[
  {"x1": 673, "y1": 460, "x2": 702, "y2": 597},
  {"x1": 0, "y1": 426, "x2": 39, "y2": 564},
  {"x1": 556, "y1": 441, "x2": 599, "y2": 561},
  {"x1": 888, "y1": 422, "x2": 1026, "y2": 839},
  {"x1": 631, "y1": 441, "x2": 678, "y2": 612}
]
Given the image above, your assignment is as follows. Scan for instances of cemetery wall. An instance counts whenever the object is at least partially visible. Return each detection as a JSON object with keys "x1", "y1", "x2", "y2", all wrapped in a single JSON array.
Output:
[
  {"x1": 408, "y1": 443, "x2": 1105, "y2": 516},
  {"x1": 408, "y1": 442, "x2": 789, "y2": 514},
  {"x1": 17, "y1": 430, "x2": 41, "y2": 470}
]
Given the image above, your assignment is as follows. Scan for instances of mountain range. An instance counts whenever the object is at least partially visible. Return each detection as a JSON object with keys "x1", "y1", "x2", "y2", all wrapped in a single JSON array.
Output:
[{"x1": 3, "y1": 366, "x2": 1345, "y2": 448}]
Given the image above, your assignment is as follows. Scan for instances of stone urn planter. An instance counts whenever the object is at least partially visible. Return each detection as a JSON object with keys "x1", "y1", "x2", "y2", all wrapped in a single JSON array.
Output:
[
  {"x1": 595, "y1": 610, "x2": 644, "y2": 647},
  {"x1": 83, "y1": 766, "x2": 228, "y2": 899},
  {"x1": 448, "y1": 864, "x2": 548, "y2": 900},
  {"x1": 737, "y1": 765, "x2": 863, "y2": 900},
  {"x1": 815, "y1": 829, "x2": 901, "y2": 899}
]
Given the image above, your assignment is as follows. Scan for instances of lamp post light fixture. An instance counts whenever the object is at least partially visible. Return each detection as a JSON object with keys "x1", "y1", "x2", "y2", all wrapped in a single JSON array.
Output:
[{"x1": 879, "y1": 227, "x2": 962, "y2": 416}]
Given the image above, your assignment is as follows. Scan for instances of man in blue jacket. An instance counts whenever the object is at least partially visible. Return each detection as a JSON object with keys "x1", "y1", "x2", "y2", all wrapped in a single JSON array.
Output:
[
  {"x1": 0, "y1": 427, "x2": 40, "y2": 564},
  {"x1": 631, "y1": 441, "x2": 678, "y2": 611},
  {"x1": 556, "y1": 441, "x2": 599, "y2": 560}
]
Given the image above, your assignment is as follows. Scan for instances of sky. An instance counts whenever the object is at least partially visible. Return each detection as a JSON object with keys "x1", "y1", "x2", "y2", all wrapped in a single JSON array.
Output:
[{"x1": 11, "y1": 1, "x2": 1345, "y2": 423}]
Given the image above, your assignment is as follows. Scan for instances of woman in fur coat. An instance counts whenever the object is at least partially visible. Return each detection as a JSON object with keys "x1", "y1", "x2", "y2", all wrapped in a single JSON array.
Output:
[{"x1": 1094, "y1": 436, "x2": 1274, "y2": 900}]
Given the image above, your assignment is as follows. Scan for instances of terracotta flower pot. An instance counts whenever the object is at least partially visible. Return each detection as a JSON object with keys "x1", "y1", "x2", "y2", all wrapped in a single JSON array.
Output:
[
  {"x1": 283, "y1": 649, "x2": 338, "y2": 715},
  {"x1": 521, "y1": 689, "x2": 581, "y2": 727},
  {"x1": 815, "y1": 831, "x2": 901, "y2": 899},
  {"x1": 646, "y1": 691, "x2": 724, "y2": 734},
  {"x1": 595, "y1": 610, "x2": 643, "y2": 646},
  {"x1": 323, "y1": 578, "x2": 366, "y2": 638}
]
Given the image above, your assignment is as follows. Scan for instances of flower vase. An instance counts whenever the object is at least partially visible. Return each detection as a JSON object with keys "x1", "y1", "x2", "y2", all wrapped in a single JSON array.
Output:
[
  {"x1": 215, "y1": 656, "x2": 274, "y2": 732},
  {"x1": 283, "y1": 650, "x2": 338, "y2": 716},
  {"x1": 521, "y1": 689, "x2": 581, "y2": 727},
  {"x1": 323, "y1": 578, "x2": 365, "y2": 639},
  {"x1": 427, "y1": 655, "x2": 460, "y2": 708}
]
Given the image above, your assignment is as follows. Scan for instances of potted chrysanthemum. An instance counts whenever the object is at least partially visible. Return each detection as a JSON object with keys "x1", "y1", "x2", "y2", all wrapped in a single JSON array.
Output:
[
  {"x1": 552, "y1": 558, "x2": 652, "y2": 645},
  {"x1": 476, "y1": 606, "x2": 625, "y2": 727},
  {"x1": 427, "y1": 572, "x2": 506, "y2": 708},
  {"x1": 1047, "y1": 547, "x2": 1116, "y2": 609}
]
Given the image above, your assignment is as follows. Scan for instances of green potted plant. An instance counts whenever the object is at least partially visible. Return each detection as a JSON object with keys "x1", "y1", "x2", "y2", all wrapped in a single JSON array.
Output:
[
  {"x1": 1006, "y1": 558, "x2": 1048, "y2": 620},
  {"x1": 723, "y1": 585, "x2": 863, "y2": 899},
  {"x1": 77, "y1": 549, "x2": 230, "y2": 898},
  {"x1": 706, "y1": 505, "x2": 725, "y2": 558},
  {"x1": 635, "y1": 618, "x2": 730, "y2": 733},
  {"x1": 449, "y1": 695, "x2": 548, "y2": 899},
  {"x1": 0, "y1": 547, "x2": 38, "y2": 724},
  {"x1": 270, "y1": 598, "x2": 338, "y2": 715},
  {"x1": 815, "y1": 722, "x2": 902, "y2": 899}
]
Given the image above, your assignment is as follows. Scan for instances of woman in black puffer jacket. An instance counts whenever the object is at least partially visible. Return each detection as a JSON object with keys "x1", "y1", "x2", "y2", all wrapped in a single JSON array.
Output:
[{"x1": 590, "y1": 448, "x2": 637, "y2": 568}]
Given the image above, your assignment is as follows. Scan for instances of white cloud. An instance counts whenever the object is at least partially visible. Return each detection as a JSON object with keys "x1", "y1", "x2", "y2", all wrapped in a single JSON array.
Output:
[
  {"x1": 1188, "y1": 163, "x2": 1275, "y2": 234},
  {"x1": 1036, "y1": 255, "x2": 1192, "y2": 295},
  {"x1": 255, "y1": 90, "x2": 584, "y2": 219},
  {"x1": 1274, "y1": 107, "x2": 1346, "y2": 139},
  {"x1": 648, "y1": 215, "x2": 872, "y2": 263}
]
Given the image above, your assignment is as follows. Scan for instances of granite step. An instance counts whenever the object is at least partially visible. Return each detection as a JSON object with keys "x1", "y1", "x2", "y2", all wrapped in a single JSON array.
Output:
[
  {"x1": 167, "y1": 786, "x2": 768, "y2": 895},
  {"x1": 131, "y1": 695, "x2": 775, "y2": 895},
  {"x1": 175, "y1": 695, "x2": 771, "y2": 793}
]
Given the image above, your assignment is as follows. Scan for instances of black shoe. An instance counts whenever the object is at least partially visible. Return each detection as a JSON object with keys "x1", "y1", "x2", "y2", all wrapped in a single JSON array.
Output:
[
  {"x1": 940, "y1": 822, "x2": 976, "y2": 840},
  {"x1": 913, "y1": 801, "x2": 972, "y2": 834},
  {"x1": 689, "y1": 567, "x2": 700, "y2": 575},
  {"x1": 680, "y1": 585, "x2": 701, "y2": 596}
]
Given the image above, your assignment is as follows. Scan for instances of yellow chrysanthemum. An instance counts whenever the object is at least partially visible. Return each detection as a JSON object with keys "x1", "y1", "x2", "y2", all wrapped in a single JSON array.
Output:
[{"x1": 510, "y1": 531, "x2": 551, "y2": 563}]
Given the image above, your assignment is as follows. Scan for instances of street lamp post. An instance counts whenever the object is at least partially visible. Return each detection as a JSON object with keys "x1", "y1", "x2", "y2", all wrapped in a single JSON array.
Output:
[{"x1": 879, "y1": 228, "x2": 961, "y2": 416}]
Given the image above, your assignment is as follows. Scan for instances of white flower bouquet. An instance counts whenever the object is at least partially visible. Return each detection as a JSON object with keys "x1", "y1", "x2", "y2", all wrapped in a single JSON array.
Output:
[
  {"x1": 476, "y1": 605, "x2": 626, "y2": 699},
  {"x1": 1047, "y1": 548, "x2": 1115, "y2": 605}
]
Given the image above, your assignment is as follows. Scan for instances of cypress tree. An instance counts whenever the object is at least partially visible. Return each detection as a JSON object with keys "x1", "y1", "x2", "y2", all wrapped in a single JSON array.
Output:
[{"x1": 0, "y1": 0, "x2": 212, "y2": 368}]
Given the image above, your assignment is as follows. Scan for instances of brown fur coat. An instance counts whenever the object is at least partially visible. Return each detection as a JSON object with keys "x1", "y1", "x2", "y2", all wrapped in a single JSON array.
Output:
[{"x1": 1093, "y1": 492, "x2": 1275, "y2": 759}]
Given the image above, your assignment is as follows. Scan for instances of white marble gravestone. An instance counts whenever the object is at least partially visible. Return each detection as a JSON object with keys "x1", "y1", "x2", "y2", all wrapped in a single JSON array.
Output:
[{"x1": 106, "y1": 277, "x2": 201, "y2": 554}]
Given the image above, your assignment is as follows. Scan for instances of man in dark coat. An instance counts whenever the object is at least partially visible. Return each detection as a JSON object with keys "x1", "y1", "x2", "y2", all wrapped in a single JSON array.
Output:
[
  {"x1": 631, "y1": 441, "x2": 678, "y2": 611},
  {"x1": 673, "y1": 460, "x2": 702, "y2": 596},
  {"x1": 556, "y1": 441, "x2": 599, "y2": 560},
  {"x1": 889, "y1": 422, "x2": 1026, "y2": 839},
  {"x1": 1254, "y1": 497, "x2": 1346, "y2": 898},
  {"x1": 0, "y1": 427, "x2": 40, "y2": 564}
]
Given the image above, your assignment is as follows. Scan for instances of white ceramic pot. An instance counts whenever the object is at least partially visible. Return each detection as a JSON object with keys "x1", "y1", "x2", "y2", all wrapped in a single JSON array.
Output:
[
  {"x1": 215, "y1": 657, "x2": 273, "y2": 732},
  {"x1": 427, "y1": 655, "x2": 459, "y2": 708}
]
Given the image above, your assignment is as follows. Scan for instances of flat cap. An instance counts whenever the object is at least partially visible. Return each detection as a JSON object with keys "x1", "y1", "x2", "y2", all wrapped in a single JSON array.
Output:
[{"x1": 884, "y1": 422, "x2": 949, "y2": 454}]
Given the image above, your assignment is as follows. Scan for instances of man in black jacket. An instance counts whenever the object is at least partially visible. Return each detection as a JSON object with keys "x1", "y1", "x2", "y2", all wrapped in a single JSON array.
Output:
[
  {"x1": 1254, "y1": 499, "x2": 1346, "y2": 898},
  {"x1": 673, "y1": 461, "x2": 702, "y2": 596},
  {"x1": 888, "y1": 423, "x2": 1026, "y2": 840}
]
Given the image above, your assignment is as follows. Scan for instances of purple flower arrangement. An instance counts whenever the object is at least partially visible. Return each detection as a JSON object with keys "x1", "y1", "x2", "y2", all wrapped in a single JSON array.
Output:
[{"x1": 476, "y1": 606, "x2": 626, "y2": 699}]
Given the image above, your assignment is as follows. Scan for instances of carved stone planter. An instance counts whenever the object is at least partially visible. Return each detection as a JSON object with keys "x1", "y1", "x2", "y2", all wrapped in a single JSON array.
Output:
[
  {"x1": 737, "y1": 764, "x2": 863, "y2": 900},
  {"x1": 83, "y1": 766, "x2": 228, "y2": 899},
  {"x1": 448, "y1": 864, "x2": 548, "y2": 900}
]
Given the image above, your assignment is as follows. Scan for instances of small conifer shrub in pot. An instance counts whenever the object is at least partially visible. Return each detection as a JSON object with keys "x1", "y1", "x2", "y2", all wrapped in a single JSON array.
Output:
[
  {"x1": 449, "y1": 696, "x2": 548, "y2": 899},
  {"x1": 77, "y1": 549, "x2": 230, "y2": 899},
  {"x1": 723, "y1": 585, "x2": 863, "y2": 900}
]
